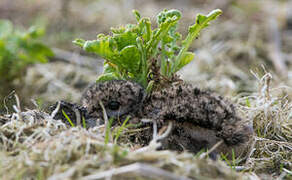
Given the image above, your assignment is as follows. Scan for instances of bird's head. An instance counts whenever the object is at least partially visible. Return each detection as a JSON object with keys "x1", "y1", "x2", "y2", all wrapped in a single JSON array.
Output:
[{"x1": 82, "y1": 80, "x2": 145, "y2": 123}]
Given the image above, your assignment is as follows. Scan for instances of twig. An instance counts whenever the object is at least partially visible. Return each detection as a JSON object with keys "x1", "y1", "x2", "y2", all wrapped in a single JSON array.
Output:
[
  {"x1": 200, "y1": 140, "x2": 223, "y2": 159},
  {"x1": 50, "y1": 101, "x2": 61, "y2": 119},
  {"x1": 134, "y1": 121, "x2": 173, "y2": 153},
  {"x1": 156, "y1": 121, "x2": 173, "y2": 141},
  {"x1": 14, "y1": 94, "x2": 21, "y2": 112},
  {"x1": 99, "y1": 101, "x2": 110, "y2": 138},
  {"x1": 81, "y1": 163, "x2": 192, "y2": 180},
  {"x1": 234, "y1": 166, "x2": 248, "y2": 171},
  {"x1": 283, "y1": 168, "x2": 292, "y2": 176},
  {"x1": 153, "y1": 120, "x2": 157, "y2": 139},
  {"x1": 74, "y1": 108, "x2": 81, "y2": 127},
  {"x1": 12, "y1": 93, "x2": 22, "y2": 121},
  {"x1": 48, "y1": 167, "x2": 76, "y2": 180}
]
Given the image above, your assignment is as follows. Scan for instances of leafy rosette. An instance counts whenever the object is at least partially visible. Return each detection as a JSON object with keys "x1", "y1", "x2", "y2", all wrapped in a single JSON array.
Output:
[{"x1": 74, "y1": 9, "x2": 222, "y2": 90}]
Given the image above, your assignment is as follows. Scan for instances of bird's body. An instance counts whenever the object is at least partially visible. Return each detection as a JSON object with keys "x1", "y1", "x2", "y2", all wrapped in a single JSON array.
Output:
[{"x1": 143, "y1": 82, "x2": 253, "y2": 158}]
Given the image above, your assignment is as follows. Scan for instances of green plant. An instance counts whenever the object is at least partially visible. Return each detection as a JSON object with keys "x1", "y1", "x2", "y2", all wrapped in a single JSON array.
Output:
[
  {"x1": 74, "y1": 9, "x2": 221, "y2": 90},
  {"x1": 0, "y1": 20, "x2": 53, "y2": 97},
  {"x1": 113, "y1": 116, "x2": 130, "y2": 144},
  {"x1": 220, "y1": 149, "x2": 239, "y2": 171},
  {"x1": 104, "y1": 117, "x2": 114, "y2": 145},
  {"x1": 82, "y1": 116, "x2": 87, "y2": 129},
  {"x1": 61, "y1": 110, "x2": 75, "y2": 127}
]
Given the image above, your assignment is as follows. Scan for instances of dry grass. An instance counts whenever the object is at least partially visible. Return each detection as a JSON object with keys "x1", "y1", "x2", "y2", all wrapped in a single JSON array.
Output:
[
  {"x1": 0, "y1": 108, "x2": 241, "y2": 180},
  {"x1": 0, "y1": 0, "x2": 292, "y2": 179},
  {"x1": 238, "y1": 72, "x2": 292, "y2": 178},
  {"x1": 0, "y1": 71, "x2": 291, "y2": 179}
]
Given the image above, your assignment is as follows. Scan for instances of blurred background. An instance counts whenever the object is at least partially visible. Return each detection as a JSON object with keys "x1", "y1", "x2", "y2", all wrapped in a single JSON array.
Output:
[{"x1": 0, "y1": 0, "x2": 291, "y2": 111}]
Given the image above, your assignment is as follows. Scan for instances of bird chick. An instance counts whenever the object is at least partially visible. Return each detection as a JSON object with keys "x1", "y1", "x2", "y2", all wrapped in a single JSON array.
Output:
[{"x1": 53, "y1": 80, "x2": 252, "y2": 158}]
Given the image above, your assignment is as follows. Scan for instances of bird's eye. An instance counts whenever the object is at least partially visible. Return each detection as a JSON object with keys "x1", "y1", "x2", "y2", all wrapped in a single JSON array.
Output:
[{"x1": 108, "y1": 101, "x2": 120, "y2": 111}]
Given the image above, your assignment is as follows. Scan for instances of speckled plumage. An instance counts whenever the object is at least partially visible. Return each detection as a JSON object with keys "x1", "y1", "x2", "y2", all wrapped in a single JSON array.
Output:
[
  {"x1": 143, "y1": 83, "x2": 253, "y2": 157},
  {"x1": 53, "y1": 80, "x2": 253, "y2": 158},
  {"x1": 81, "y1": 80, "x2": 145, "y2": 124},
  {"x1": 144, "y1": 83, "x2": 252, "y2": 143}
]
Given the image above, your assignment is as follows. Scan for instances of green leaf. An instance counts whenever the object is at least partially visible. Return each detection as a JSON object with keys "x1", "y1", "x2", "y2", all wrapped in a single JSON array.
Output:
[
  {"x1": 103, "y1": 63, "x2": 116, "y2": 74},
  {"x1": 114, "y1": 116, "x2": 130, "y2": 143},
  {"x1": 246, "y1": 97, "x2": 251, "y2": 107},
  {"x1": 0, "y1": 20, "x2": 52, "y2": 87},
  {"x1": 113, "y1": 30, "x2": 138, "y2": 51},
  {"x1": 173, "y1": 9, "x2": 222, "y2": 74},
  {"x1": 189, "y1": 9, "x2": 222, "y2": 33},
  {"x1": 0, "y1": 20, "x2": 13, "y2": 38},
  {"x1": 96, "y1": 73, "x2": 119, "y2": 82},
  {"x1": 176, "y1": 51, "x2": 194, "y2": 71},
  {"x1": 62, "y1": 110, "x2": 75, "y2": 127},
  {"x1": 73, "y1": 39, "x2": 86, "y2": 47},
  {"x1": 26, "y1": 26, "x2": 45, "y2": 39},
  {"x1": 146, "y1": 9, "x2": 181, "y2": 59},
  {"x1": 119, "y1": 45, "x2": 141, "y2": 73},
  {"x1": 136, "y1": 37, "x2": 148, "y2": 87},
  {"x1": 132, "y1": 10, "x2": 141, "y2": 22},
  {"x1": 157, "y1": 9, "x2": 181, "y2": 25},
  {"x1": 82, "y1": 37, "x2": 120, "y2": 65},
  {"x1": 82, "y1": 116, "x2": 87, "y2": 129},
  {"x1": 83, "y1": 39, "x2": 111, "y2": 54},
  {"x1": 146, "y1": 80, "x2": 154, "y2": 93},
  {"x1": 160, "y1": 24, "x2": 181, "y2": 76},
  {"x1": 137, "y1": 18, "x2": 152, "y2": 42},
  {"x1": 29, "y1": 43, "x2": 54, "y2": 57},
  {"x1": 73, "y1": 9, "x2": 221, "y2": 91}
]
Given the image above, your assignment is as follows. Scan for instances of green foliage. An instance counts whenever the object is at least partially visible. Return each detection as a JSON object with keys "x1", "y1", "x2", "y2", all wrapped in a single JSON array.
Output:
[
  {"x1": 113, "y1": 116, "x2": 130, "y2": 144},
  {"x1": 61, "y1": 110, "x2": 75, "y2": 127},
  {"x1": 74, "y1": 9, "x2": 221, "y2": 89},
  {"x1": 0, "y1": 19, "x2": 53, "y2": 88},
  {"x1": 104, "y1": 117, "x2": 114, "y2": 146},
  {"x1": 82, "y1": 116, "x2": 87, "y2": 129},
  {"x1": 220, "y1": 149, "x2": 239, "y2": 171}
]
